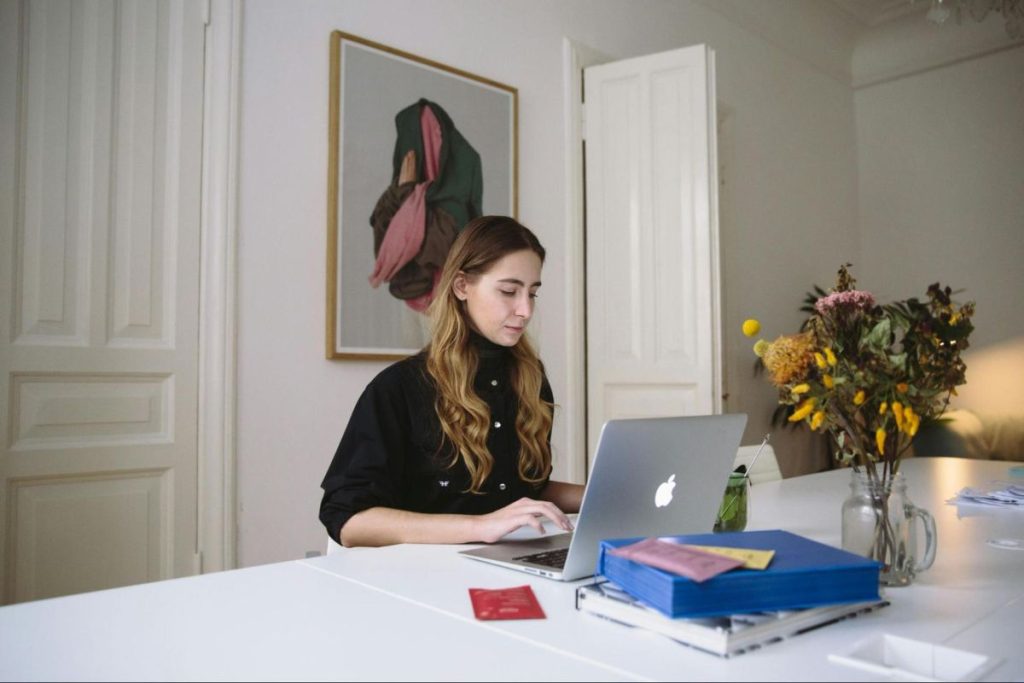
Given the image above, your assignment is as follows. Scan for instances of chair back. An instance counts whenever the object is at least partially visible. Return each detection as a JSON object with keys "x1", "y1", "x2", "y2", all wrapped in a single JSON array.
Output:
[
  {"x1": 326, "y1": 536, "x2": 344, "y2": 555},
  {"x1": 733, "y1": 444, "x2": 783, "y2": 484}
]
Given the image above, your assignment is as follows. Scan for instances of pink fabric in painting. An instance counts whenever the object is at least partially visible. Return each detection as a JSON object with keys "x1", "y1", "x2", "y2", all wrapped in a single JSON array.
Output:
[{"x1": 368, "y1": 105, "x2": 443, "y2": 290}]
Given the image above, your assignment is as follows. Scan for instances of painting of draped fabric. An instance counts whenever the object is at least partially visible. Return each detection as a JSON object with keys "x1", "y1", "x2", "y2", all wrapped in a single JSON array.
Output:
[{"x1": 327, "y1": 31, "x2": 518, "y2": 359}]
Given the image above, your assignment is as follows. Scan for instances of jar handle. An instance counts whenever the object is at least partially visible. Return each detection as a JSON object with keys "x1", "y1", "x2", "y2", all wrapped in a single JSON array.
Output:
[{"x1": 912, "y1": 505, "x2": 937, "y2": 571}]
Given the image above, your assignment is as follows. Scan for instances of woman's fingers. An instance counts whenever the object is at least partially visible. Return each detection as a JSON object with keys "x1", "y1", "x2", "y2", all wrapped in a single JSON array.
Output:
[{"x1": 504, "y1": 498, "x2": 573, "y2": 532}]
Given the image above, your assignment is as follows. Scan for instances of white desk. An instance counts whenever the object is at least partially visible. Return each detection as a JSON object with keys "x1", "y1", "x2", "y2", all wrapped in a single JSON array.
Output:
[{"x1": 1, "y1": 457, "x2": 1021, "y2": 681}]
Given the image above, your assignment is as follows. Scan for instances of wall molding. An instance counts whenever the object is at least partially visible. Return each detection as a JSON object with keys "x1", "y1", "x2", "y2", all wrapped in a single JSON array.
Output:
[
  {"x1": 853, "y1": 13, "x2": 1022, "y2": 88},
  {"x1": 197, "y1": 0, "x2": 242, "y2": 573}
]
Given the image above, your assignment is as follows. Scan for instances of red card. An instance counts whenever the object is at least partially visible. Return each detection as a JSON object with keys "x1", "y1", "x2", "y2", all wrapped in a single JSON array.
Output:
[{"x1": 468, "y1": 585, "x2": 546, "y2": 620}]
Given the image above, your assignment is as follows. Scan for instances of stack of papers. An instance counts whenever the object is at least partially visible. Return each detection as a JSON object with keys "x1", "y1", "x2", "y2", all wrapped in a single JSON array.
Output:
[
  {"x1": 576, "y1": 581, "x2": 887, "y2": 658},
  {"x1": 947, "y1": 483, "x2": 1024, "y2": 509}
]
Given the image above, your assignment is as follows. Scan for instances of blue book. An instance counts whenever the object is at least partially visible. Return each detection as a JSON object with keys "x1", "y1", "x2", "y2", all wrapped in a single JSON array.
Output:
[{"x1": 597, "y1": 529, "x2": 881, "y2": 618}]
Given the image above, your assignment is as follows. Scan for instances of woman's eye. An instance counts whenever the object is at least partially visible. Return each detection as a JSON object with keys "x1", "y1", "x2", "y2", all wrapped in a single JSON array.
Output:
[{"x1": 500, "y1": 290, "x2": 516, "y2": 297}]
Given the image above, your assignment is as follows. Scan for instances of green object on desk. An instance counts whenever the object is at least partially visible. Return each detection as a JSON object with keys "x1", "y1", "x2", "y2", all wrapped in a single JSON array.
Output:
[{"x1": 714, "y1": 472, "x2": 749, "y2": 533}]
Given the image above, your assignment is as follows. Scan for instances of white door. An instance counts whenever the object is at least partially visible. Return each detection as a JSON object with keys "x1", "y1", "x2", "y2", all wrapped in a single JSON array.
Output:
[
  {"x1": 584, "y1": 45, "x2": 722, "y2": 468},
  {"x1": 0, "y1": 0, "x2": 205, "y2": 604}
]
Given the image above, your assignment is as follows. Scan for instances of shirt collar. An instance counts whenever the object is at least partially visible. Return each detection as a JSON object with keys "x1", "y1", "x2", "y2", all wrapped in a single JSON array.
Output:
[{"x1": 469, "y1": 331, "x2": 511, "y2": 361}]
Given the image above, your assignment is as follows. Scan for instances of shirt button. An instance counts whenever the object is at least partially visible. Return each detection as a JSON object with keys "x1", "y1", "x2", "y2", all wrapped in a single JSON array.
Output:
[
  {"x1": 499, "y1": 483, "x2": 507, "y2": 491},
  {"x1": 491, "y1": 379, "x2": 498, "y2": 386},
  {"x1": 493, "y1": 421, "x2": 501, "y2": 429}
]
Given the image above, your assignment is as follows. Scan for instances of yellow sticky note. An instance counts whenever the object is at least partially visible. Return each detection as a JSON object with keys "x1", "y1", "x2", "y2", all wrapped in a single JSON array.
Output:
[{"x1": 681, "y1": 545, "x2": 775, "y2": 570}]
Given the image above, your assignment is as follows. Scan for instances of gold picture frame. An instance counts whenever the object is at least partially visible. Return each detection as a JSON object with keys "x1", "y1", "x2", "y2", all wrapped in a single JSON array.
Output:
[{"x1": 327, "y1": 31, "x2": 518, "y2": 360}]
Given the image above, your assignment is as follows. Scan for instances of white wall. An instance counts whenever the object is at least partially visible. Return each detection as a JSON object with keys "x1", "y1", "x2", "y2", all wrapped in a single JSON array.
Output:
[
  {"x1": 856, "y1": 41, "x2": 1024, "y2": 425},
  {"x1": 855, "y1": 45, "x2": 1024, "y2": 351},
  {"x1": 236, "y1": 0, "x2": 862, "y2": 566}
]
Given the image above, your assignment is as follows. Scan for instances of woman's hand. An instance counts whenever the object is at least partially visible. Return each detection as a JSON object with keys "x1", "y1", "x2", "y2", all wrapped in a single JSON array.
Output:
[{"x1": 473, "y1": 497, "x2": 574, "y2": 544}]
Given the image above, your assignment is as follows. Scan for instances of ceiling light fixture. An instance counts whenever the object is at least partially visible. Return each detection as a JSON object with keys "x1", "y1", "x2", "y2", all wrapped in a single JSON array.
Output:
[{"x1": 918, "y1": 0, "x2": 1024, "y2": 39}]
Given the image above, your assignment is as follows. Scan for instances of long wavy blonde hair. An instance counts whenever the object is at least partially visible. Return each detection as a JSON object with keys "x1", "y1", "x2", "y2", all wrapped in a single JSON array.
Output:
[{"x1": 426, "y1": 216, "x2": 553, "y2": 493}]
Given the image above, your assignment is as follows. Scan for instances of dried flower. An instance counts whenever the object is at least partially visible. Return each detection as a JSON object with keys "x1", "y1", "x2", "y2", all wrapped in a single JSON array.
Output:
[
  {"x1": 747, "y1": 264, "x2": 974, "y2": 482},
  {"x1": 814, "y1": 289, "x2": 876, "y2": 314},
  {"x1": 762, "y1": 333, "x2": 815, "y2": 387}
]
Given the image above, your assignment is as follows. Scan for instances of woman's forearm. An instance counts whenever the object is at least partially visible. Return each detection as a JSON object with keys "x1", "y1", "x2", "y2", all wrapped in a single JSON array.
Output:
[
  {"x1": 340, "y1": 507, "x2": 479, "y2": 547},
  {"x1": 340, "y1": 495, "x2": 576, "y2": 548}
]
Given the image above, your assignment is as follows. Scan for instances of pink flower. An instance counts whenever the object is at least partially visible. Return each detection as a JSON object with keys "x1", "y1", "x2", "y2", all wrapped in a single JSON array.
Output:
[{"x1": 814, "y1": 290, "x2": 875, "y2": 315}]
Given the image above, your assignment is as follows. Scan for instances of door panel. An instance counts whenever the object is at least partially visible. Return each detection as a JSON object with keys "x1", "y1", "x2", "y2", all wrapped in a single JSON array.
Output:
[
  {"x1": 0, "y1": 0, "x2": 204, "y2": 604},
  {"x1": 584, "y1": 45, "x2": 721, "y2": 469}
]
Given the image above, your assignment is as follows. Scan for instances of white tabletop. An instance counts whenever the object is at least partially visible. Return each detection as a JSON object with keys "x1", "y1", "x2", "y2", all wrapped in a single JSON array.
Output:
[
  {"x1": 0, "y1": 457, "x2": 1021, "y2": 681},
  {"x1": 0, "y1": 560, "x2": 635, "y2": 681}
]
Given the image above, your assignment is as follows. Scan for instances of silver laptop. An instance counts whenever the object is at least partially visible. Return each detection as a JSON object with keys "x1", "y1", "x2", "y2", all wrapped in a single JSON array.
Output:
[{"x1": 459, "y1": 413, "x2": 748, "y2": 581}]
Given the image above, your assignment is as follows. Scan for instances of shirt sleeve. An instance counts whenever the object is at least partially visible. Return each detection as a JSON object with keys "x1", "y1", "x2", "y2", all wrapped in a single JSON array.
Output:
[{"x1": 319, "y1": 369, "x2": 410, "y2": 543}]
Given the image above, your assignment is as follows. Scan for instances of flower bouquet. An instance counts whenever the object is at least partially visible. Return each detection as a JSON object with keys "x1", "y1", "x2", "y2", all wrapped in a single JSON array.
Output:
[{"x1": 747, "y1": 264, "x2": 974, "y2": 583}]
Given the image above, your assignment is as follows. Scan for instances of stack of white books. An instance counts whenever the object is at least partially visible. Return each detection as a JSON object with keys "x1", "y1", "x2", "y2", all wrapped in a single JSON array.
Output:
[{"x1": 575, "y1": 581, "x2": 888, "y2": 658}]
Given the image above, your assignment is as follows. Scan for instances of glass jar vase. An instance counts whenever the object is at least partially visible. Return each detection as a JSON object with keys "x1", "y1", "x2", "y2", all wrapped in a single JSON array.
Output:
[{"x1": 841, "y1": 470, "x2": 937, "y2": 586}]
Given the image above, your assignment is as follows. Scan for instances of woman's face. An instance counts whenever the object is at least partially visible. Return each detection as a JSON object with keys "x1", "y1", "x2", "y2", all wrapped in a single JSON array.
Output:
[{"x1": 454, "y1": 249, "x2": 542, "y2": 347}]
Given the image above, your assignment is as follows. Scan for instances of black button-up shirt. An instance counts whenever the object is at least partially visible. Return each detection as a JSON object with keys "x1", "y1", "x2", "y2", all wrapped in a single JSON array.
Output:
[{"x1": 319, "y1": 338, "x2": 553, "y2": 543}]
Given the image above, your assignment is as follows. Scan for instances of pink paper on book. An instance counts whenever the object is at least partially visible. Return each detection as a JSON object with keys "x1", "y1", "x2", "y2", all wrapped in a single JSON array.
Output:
[{"x1": 608, "y1": 537, "x2": 744, "y2": 582}]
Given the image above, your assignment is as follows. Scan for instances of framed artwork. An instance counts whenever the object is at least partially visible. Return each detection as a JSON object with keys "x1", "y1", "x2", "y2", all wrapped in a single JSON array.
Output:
[{"x1": 327, "y1": 31, "x2": 518, "y2": 360}]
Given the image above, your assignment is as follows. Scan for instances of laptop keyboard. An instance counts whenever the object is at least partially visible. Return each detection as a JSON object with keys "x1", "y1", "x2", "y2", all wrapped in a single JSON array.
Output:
[{"x1": 514, "y1": 547, "x2": 569, "y2": 569}]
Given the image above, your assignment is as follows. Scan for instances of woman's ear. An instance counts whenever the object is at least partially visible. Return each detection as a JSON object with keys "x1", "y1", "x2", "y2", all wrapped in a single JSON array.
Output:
[{"x1": 453, "y1": 272, "x2": 469, "y2": 301}]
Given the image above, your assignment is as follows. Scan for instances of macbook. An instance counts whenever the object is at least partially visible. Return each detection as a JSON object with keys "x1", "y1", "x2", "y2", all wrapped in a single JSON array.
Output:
[{"x1": 459, "y1": 413, "x2": 748, "y2": 581}]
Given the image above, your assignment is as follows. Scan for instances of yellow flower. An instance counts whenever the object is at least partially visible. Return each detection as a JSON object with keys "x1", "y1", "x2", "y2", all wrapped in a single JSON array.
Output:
[
  {"x1": 824, "y1": 347, "x2": 837, "y2": 367},
  {"x1": 879, "y1": 402, "x2": 888, "y2": 415},
  {"x1": 896, "y1": 383, "x2": 909, "y2": 393},
  {"x1": 810, "y1": 410, "x2": 825, "y2": 431},
  {"x1": 753, "y1": 339, "x2": 770, "y2": 357},
  {"x1": 907, "y1": 411, "x2": 921, "y2": 437},
  {"x1": 791, "y1": 383, "x2": 811, "y2": 394},
  {"x1": 742, "y1": 319, "x2": 761, "y2": 337},
  {"x1": 823, "y1": 374, "x2": 834, "y2": 389},
  {"x1": 762, "y1": 333, "x2": 815, "y2": 387},
  {"x1": 814, "y1": 352, "x2": 827, "y2": 369},
  {"x1": 892, "y1": 401, "x2": 905, "y2": 431},
  {"x1": 853, "y1": 389, "x2": 866, "y2": 406},
  {"x1": 788, "y1": 398, "x2": 816, "y2": 422},
  {"x1": 876, "y1": 427, "x2": 887, "y2": 455},
  {"x1": 901, "y1": 406, "x2": 920, "y2": 436}
]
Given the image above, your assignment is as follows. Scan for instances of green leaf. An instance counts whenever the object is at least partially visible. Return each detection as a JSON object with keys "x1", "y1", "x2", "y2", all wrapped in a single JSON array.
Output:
[{"x1": 863, "y1": 319, "x2": 891, "y2": 350}]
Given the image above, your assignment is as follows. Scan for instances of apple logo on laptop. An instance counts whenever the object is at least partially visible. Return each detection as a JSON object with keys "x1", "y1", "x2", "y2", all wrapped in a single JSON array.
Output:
[{"x1": 655, "y1": 474, "x2": 676, "y2": 507}]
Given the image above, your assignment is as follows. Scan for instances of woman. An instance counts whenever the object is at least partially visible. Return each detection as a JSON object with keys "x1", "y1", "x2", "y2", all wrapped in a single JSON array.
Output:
[{"x1": 320, "y1": 216, "x2": 584, "y2": 547}]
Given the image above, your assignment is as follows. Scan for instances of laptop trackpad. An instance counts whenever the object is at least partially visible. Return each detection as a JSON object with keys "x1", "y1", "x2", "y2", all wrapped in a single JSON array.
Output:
[
  {"x1": 460, "y1": 532, "x2": 572, "y2": 563},
  {"x1": 498, "y1": 533, "x2": 572, "y2": 552}
]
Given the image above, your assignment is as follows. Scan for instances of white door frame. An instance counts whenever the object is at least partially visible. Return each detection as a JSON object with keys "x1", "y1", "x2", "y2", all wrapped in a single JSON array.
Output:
[
  {"x1": 197, "y1": 0, "x2": 242, "y2": 572},
  {"x1": 561, "y1": 38, "x2": 608, "y2": 483},
  {"x1": 563, "y1": 39, "x2": 723, "y2": 480}
]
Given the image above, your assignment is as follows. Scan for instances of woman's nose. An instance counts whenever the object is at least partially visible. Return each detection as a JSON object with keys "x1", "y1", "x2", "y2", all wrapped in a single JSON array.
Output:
[{"x1": 515, "y1": 293, "x2": 533, "y2": 319}]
